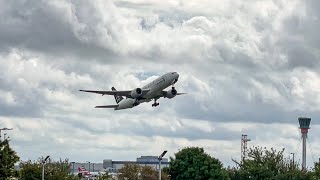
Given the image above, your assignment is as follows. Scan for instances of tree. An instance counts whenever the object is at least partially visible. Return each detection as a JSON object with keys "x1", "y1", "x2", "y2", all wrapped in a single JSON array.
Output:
[
  {"x1": 19, "y1": 160, "x2": 42, "y2": 180},
  {"x1": 98, "y1": 172, "x2": 113, "y2": 180},
  {"x1": 117, "y1": 164, "x2": 169, "y2": 180},
  {"x1": 140, "y1": 165, "x2": 158, "y2": 180},
  {"x1": 117, "y1": 164, "x2": 140, "y2": 180},
  {"x1": 0, "y1": 139, "x2": 20, "y2": 179},
  {"x1": 45, "y1": 158, "x2": 78, "y2": 180},
  {"x1": 312, "y1": 161, "x2": 320, "y2": 179},
  {"x1": 169, "y1": 147, "x2": 229, "y2": 180},
  {"x1": 229, "y1": 146, "x2": 314, "y2": 180},
  {"x1": 19, "y1": 157, "x2": 79, "y2": 180}
]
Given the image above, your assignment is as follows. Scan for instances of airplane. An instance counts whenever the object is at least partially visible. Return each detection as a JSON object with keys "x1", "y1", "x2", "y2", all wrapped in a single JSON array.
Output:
[
  {"x1": 77, "y1": 165, "x2": 102, "y2": 178},
  {"x1": 78, "y1": 165, "x2": 91, "y2": 176},
  {"x1": 79, "y1": 72, "x2": 186, "y2": 110}
]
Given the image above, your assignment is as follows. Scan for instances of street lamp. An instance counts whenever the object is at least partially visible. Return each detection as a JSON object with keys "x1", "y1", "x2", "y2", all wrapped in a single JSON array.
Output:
[
  {"x1": 0, "y1": 128, "x2": 13, "y2": 141},
  {"x1": 71, "y1": 162, "x2": 75, "y2": 175},
  {"x1": 290, "y1": 153, "x2": 295, "y2": 167},
  {"x1": 158, "y1": 150, "x2": 167, "y2": 180},
  {"x1": 42, "y1": 155, "x2": 50, "y2": 180}
]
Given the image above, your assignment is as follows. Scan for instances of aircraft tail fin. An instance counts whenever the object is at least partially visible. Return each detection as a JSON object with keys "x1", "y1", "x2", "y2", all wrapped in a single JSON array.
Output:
[
  {"x1": 111, "y1": 87, "x2": 123, "y2": 104},
  {"x1": 78, "y1": 165, "x2": 91, "y2": 175}
]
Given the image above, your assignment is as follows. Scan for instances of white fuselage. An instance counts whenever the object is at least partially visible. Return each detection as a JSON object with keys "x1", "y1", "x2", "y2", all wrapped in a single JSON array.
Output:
[{"x1": 115, "y1": 72, "x2": 179, "y2": 110}]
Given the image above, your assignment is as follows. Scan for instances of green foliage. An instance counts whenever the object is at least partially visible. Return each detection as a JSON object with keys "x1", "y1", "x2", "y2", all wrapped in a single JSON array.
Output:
[
  {"x1": 19, "y1": 157, "x2": 79, "y2": 180},
  {"x1": 162, "y1": 166, "x2": 170, "y2": 177},
  {"x1": 117, "y1": 164, "x2": 169, "y2": 180},
  {"x1": 98, "y1": 172, "x2": 113, "y2": 180},
  {"x1": 0, "y1": 139, "x2": 20, "y2": 179},
  {"x1": 314, "y1": 161, "x2": 320, "y2": 179},
  {"x1": 118, "y1": 164, "x2": 140, "y2": 180},
  {"x1": 169, "y1": 147, "x2": 229, "y2": 180},
  {"x1": 19, "y1": 160, "x2": 42, "y2": 180},
  {"x1": 229, "y1": 146, "x2": 314, "y2": 180},
  {"x1": 140, "y1": 165, "x2": 158, "y2": 180}
]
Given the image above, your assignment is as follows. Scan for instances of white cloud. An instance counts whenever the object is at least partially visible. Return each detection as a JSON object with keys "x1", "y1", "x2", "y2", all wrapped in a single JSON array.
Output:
[{"x1": 0, "y1": 0, "x2": 319, "y2": 168}]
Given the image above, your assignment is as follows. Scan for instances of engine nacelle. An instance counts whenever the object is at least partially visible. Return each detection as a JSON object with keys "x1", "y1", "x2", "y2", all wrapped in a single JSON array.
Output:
[
  {"x1": 165, "y1": 88, "x2": 177, "y2": 99},
  {"x1": 130, "y1": 88, "x2": 143, "y2": 98}
]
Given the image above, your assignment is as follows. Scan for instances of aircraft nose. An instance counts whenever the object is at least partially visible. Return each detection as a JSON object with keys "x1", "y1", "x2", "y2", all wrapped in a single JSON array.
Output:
[{"x1": 173, "y1": 73, "x2": 179, "y2": 84}]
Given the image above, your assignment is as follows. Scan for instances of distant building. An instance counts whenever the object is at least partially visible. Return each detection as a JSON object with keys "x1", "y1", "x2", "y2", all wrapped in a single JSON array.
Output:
[
  {"x1": 105, "y1": 156, "x2": 169, "y2": 173},
  {"x1": 71, "y1": 156, "x2": 169, "y2": 174},
  {"x1": 70, "y1": 162, "x2": 103, "y2": 174}
]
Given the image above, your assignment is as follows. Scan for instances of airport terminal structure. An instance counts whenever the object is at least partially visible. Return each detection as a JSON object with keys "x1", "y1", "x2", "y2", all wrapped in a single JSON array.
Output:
[{"x1": 70, "y1": 155, "x2": 169, "y2": 174}]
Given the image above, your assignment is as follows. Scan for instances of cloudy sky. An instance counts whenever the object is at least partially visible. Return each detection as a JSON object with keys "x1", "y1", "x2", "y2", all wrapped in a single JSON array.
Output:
[{"x1": 0, "y1": 0, "x2": 320, "y2": 167}]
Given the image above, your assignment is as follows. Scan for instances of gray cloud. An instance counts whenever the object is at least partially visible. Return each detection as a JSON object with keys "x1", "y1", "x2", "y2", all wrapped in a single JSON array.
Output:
[{"x1": 0, "y1": 0, "x2": 319, "y2": 167}]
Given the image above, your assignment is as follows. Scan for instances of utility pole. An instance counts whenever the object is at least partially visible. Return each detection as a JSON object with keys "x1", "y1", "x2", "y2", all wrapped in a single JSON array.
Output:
[{"x1": 241, "y1": 134, "x2": 251, "y2": 161}]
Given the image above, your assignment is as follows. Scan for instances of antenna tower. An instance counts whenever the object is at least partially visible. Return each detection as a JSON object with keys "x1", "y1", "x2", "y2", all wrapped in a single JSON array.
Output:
[{"x1": 241, "y1": 134, "x2": 251, "y2": 161}]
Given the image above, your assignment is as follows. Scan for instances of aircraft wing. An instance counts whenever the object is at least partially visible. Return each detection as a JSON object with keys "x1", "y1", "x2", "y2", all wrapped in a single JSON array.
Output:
[
  {"x1": 79, "y1": 90, "x2": 131, "y2": 96},
  {"x1": 95, "y1": 105, "x2": 118, "y2": 108},
  {"x1": 79, "y1": 89, "x2": 150, "y2": 97}
]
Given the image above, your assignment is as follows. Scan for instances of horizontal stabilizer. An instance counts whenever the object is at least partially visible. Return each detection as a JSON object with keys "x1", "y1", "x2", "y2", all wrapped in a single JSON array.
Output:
[{"x1": 95, "y1": 105, "x2": 118, "y2": 108}]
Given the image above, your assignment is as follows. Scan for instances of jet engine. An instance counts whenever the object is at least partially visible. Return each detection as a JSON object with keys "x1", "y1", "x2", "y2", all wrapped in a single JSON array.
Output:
[
  {"x1": 165, "y1": 87, "x2": 177, "y2": 99},
  {"x1": 130, "y1": 88, "x2": 143, "y2": 98}
]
